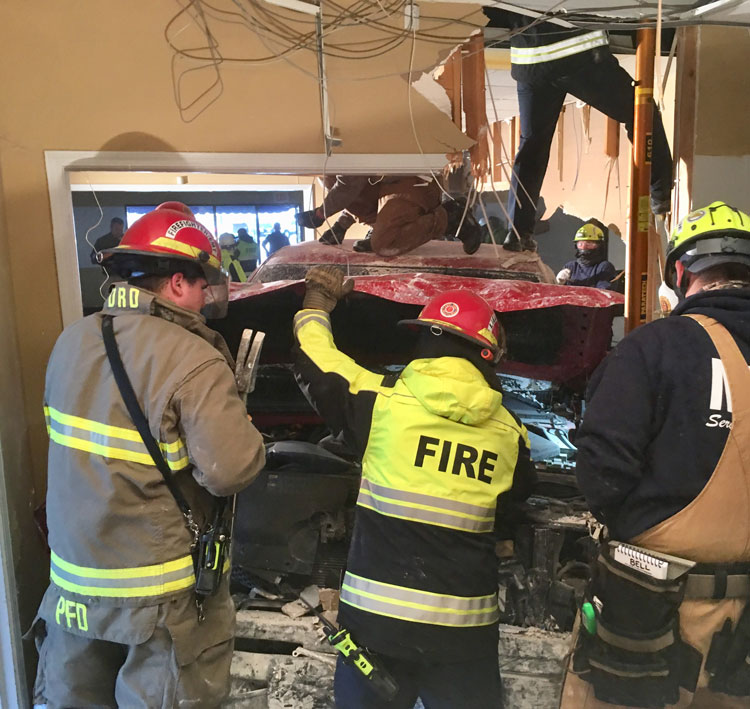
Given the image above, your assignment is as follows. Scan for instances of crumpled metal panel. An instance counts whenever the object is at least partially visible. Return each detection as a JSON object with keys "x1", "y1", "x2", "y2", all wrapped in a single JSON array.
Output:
[{"x1": 231, "y1": 272, "x2": 621, "y2": 312}]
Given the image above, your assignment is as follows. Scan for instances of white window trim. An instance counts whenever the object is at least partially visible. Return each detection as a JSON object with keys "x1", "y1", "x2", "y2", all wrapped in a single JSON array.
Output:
[{"x1": 45, "y1": 151, "x2": 448, "y2": 327}]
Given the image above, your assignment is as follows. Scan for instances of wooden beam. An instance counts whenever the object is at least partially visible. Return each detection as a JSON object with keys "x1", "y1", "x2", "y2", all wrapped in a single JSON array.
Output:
[
  {"x1": 605, "y1": 118, "x2": 620, "y2": 158},
  {"x1": 673, "y1": 26, "x2": 698, "y2": 218},
  {"x1": 491, "y1": 121, "x2": 503, "y2": 182},
  {"x1": 557, "y1": 106, "x2": 565, "y2": 182}
]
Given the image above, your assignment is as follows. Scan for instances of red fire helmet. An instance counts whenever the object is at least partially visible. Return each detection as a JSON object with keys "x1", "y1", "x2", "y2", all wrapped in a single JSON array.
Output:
[
  {"x1": 156, "y1": 201, "x2": 196, "y2": 220},
  {"x1": 102, "y1": 203, "x2": 224, "y2": 285},
  {"x1": 399, "y1": 289, "x2": 505, "y2": 362}
]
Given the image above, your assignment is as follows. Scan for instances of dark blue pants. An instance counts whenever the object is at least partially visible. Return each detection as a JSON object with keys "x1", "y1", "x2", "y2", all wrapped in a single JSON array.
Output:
[
  {"x1": 508, "y1": 49, "x2": 673, "y2": 238},
  {"x1": 333, "y1": 653, "x2": 502, "y2": 709}
]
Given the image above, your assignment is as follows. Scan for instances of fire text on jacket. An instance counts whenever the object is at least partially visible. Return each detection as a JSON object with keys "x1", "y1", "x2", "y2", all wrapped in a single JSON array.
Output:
[{"x1": 414, "y1": 435, "x2": 497, "y2": 484}]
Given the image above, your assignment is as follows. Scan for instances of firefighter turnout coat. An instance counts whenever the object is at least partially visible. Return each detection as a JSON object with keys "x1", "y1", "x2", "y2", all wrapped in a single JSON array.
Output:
[
  {"x1": 36, "y1": 284, "x2": 265, "y2": 683},
  {"x1": 294, "y1": 308, "x2": 532, "y2": 662}
]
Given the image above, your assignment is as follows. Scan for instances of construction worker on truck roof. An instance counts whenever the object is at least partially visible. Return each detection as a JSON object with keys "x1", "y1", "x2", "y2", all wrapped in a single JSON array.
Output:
[
  {"x1": 293, "y1": 266, "x2": 535, "y2": 707},
  {"x1": 29, "y1": 202, "x2": 265, "y2": 708},
  {"x1": 560, "y1": 201, "x2": 750, "y2": 708}
]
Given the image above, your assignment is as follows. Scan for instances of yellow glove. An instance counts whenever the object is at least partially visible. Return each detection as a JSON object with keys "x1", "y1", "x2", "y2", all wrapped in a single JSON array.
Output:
[{"x1": 303, "y1": 265, "x2": 354, "y2": 312}]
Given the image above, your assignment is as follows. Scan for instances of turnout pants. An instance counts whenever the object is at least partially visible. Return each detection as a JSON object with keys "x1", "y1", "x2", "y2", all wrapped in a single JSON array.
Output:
[
  {"x1": 333, "y1": 652, "x2": 502, "y2": 709},
  {"x1": 30, "y1": 582, "x2": 235, "y2": 709},
  {"x1": 560, "y1": 315, "x2": 750, "y2": 709},
  {"x1": 508, "y1": 49, "x2": 673, "y2": 239}
]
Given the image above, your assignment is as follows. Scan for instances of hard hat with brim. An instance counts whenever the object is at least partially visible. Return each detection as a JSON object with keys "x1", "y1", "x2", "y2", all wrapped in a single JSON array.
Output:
[
  {"x1": 398, "y1": 289, "x2": 505, "y2": 362},
  {"x1": 664, "y1": 201, "x2": 750, "y2": 290},
  {"x1": 574, "y1": 223, "x2": 605, "y2": 242},
  {"x1": 102, "y1": 207, "x2": 226, "y2": 286}
]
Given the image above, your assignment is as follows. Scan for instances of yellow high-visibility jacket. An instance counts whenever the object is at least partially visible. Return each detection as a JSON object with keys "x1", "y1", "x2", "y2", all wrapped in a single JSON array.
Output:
[{"x1": 294, "y1": 308, "x2": 533, "y2": 662}]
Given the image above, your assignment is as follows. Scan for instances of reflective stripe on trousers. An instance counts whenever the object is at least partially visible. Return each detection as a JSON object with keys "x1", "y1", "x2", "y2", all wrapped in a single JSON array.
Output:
[
  {"x1": 50, "y1": 550, "x2": 197, "y2": 598},
  {"x1": 511, "y1": 30, "x2": 608, "y2": 65},
  {"x1": 356, "y1": 478, "x2": 495, "y2": 533},
  {"x1": 44, "y1": 405, "x2": 189, "y2": 470},
  {"x1": 340, "y1": 571, "x2": 499, "y2": 627}
]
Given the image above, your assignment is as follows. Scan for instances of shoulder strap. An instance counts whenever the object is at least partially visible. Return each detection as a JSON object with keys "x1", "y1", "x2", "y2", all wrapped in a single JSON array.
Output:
[
  {"x1": 101, "y1": 315, "x2": 200, "y2": 543},
  {"x1": 683, "y1": 313, "x2": 750, "y2": 414}
]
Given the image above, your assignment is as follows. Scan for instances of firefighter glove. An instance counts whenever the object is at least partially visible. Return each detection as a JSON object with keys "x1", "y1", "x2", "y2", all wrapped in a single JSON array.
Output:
[
  {"x1": 556, "y1": 268, "x2": 571, "y2": 285},
  {"x1": 319, "y1": 221, "x2": 348, "y2": 246},
  {"x1": 297, "y1": 208, "x2": 326, "y2": 229},
  {"x1": 303, "y1": 265, "x2": 354, "y2": 312}
]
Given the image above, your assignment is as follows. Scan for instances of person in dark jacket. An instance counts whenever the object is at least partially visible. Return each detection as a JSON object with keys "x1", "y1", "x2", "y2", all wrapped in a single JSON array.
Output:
[
  {"x1": 561, "y1": 201, "x2": 750, "y2": 708},
  {"x1": 294, "y1": 266, "x2": 534, "y2": 708},
  {"x1": 89, "y1": 217, "x2": 125, "y2": 264},
  {"x1": 263, "y1": 223, "x2": 290, "y2": 257},
  {"x1": 556, "y1": 219, "x2": 618, "y2": 290},
  {"x1": 484, "y1": 9, "x2": 673, "y2": 252}
]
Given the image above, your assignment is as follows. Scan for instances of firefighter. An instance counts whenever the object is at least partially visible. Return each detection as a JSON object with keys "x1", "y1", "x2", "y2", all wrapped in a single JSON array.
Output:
[
  {"x1": 483, "y1": 9, "x2": 673, "y2": 252},
  {"x1": 556, "y1": 219, "x2": 619, "y2": 290},
  {"x1": 296, "y1": 174, "x2": 482, "y2": 256},
  {"x1": 294, "y1": 266, "x2": 534, "y2": 707},
  {"x1": 236, "y1": 227, "x2": 259, "y2": 272},
  {"x1": 560, "y1": 201, "x2": 750, "y2": 708},
  {"x1": 30, "y1": 203, "x2": 266, "y2": 708},
  {"x1": 219, "y1": 232, "x2": 247, "y2": 282}
]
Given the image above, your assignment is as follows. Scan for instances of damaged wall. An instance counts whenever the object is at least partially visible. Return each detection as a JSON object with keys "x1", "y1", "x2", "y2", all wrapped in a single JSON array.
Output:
[
  {"x1": 0, "y1": 0, "x2": 483, "y2": 494},
  {"x1": 689, "y1": 26, "x2": 750, "y2": 210},
  {"x1": 0, "y1": 0, "x2": 483, "y2": 672}
]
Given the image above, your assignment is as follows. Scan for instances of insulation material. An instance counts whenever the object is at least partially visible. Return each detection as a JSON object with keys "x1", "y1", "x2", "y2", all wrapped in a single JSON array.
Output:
[{"x1": 411, "y1": 73, "x2": 452, "y2": 118}]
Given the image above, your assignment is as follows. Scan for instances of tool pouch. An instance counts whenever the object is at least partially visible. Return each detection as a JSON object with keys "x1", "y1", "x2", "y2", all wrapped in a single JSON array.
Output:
[
  {"x1": 706, "y1": 600, "x2": 750, "y2": 696},
  {"x1": 572, "y1": 546, "x2": 702, "y2": 708}
]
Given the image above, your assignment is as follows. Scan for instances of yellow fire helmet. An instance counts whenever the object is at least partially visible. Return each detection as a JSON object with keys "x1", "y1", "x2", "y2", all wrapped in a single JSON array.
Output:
[
  {"x1": 664, "y1": 201, "x2": 750, "y2": 294},
  {"x1": 574, "y1": 221, "x2": 606, "y2": 242}
]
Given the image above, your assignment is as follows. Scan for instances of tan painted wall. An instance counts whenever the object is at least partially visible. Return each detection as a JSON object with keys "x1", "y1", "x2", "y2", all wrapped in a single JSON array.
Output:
[
  {"x1": 0, "y1": 0, "x2": 482, "y2": 501},
  {"x1": 695, "y1": 26, "x2": 750, "y2": 157},
  {"x1": 0, "y1": 1, "x2": 482, "y2": 673},
  {"x1": 688, "y1": 26, "x2": 750, "y2": 211}
]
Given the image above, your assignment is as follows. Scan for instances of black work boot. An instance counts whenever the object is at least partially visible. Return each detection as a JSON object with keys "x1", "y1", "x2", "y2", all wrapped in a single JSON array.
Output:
[
  {"x1": 444, "y1": 198, "x2": 482, "y2": 255},
  {"x1": 503, "y1": 230, "x2": 537, "y2": 252},
  {"x1": 352, "y1": 231, "x2": 373, "y2": 252}
]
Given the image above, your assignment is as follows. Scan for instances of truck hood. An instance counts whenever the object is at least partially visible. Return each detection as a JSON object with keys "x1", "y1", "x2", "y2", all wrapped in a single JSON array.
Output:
[{"x1": 217, "y1": 272, "x2": 622, "y2": 387}]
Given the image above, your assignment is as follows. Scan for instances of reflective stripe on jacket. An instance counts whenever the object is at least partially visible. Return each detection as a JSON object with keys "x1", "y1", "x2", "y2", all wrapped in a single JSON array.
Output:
[
  {"x1": 44, "y1": 284, "x2": 265, "y2": 607},
  {"x1": 510, "y1": 30, "x2": 608, "y2": 65},
  {"x1": 294, "y1": 308, "x2": 531, "y2": 658}
]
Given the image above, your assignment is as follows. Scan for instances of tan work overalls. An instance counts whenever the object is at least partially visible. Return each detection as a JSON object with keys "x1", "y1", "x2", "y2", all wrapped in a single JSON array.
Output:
[{"x1": 560, "y1": 315, "x2": 750, "y2": 709}]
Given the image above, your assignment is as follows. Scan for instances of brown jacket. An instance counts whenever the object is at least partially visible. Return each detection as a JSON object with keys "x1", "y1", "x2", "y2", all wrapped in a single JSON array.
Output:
[{"x1": 43, "y1": 284, "x2": 265, "y2": 607}]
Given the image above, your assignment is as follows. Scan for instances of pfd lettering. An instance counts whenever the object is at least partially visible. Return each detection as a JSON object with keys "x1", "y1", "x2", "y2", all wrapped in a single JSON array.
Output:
[
  {"x1": 414, "y1": 435, "x2": 497, "y2": 484},
  {"x1": 55, "y1": 595, "x2": 88, "y2": 632}
]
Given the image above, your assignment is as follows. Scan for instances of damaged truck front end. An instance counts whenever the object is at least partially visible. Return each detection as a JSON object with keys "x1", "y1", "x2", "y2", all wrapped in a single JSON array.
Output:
[{"x1": 212, "y1": 241, "x2": 622, "y2": 706}]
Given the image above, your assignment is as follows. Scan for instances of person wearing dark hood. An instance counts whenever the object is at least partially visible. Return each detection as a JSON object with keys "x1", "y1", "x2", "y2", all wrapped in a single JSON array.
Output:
[
  {"x1": 560, "y1": 201, "x2": 750, "y2": 708},
  {"x1": 293, "y1": 266, "x2": 534, "y2": 708},
  {"x1": 556, "y1": 219, "x2": 618, "y2": 290}
]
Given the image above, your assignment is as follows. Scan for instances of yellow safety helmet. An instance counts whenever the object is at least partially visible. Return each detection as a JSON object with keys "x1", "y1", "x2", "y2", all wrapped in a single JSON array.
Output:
[
  {"x1": 664, "y1": 201, "x2": 750, "y2": 293},
  {"x1": 574, "y1": 221, "x2": 606, "y2": 242}
]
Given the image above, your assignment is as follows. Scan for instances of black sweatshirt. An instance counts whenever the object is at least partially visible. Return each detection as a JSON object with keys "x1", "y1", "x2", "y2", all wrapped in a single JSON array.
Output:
[{"x1": 575, "y1": 289, "x2": 750, "y2": 540}]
